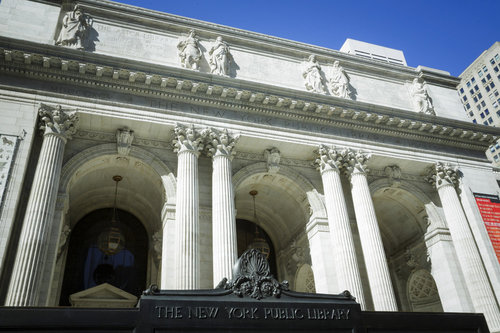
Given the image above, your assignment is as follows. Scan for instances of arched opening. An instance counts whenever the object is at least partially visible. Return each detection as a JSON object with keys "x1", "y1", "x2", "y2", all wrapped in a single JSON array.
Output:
[
  {"x1": 59, "y1": 208, "x2": 148, "y2": 305},
  {"x1": 407, "y1": 269, "x2": 443, "y2": 312},
  {"x1": 295, "y1": 264, "x2": 316, "y2": 293},
  {"x1": 371, "y1": 182, "x2": 443, "y2": 312}
]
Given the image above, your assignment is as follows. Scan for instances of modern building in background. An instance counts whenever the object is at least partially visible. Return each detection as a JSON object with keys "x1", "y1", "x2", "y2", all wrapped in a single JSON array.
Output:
[
  {"x1": 0, "y1": 1, "x2": 500, "y2": 332},
  {"x1": 457, "y1": 42, "x2": 500, "y2": 164}
]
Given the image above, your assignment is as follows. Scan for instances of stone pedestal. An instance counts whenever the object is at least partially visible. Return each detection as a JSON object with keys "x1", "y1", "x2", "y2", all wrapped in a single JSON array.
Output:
[
  {"x1": 6, "y1": 104, "x2": 77, "y2": 306},
  {"x1": 347, "y1": 150, "x2": 397, "y2": 311},
  {"x1": 206, "y1": 128, "x2": 238, "y2": 286},
  {"x1": 172, "y1": 124, "x2": 204, "y2": 289},
  {"x1": 317, "y1": 145, "x2": 365, "y2": 309},
  {"x1": 427, "y1": 163, "x2": 500, "y2": 331}
]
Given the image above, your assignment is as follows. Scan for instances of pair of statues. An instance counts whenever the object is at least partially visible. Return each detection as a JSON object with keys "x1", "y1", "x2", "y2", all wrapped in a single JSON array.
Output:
[
  {"x1": 177, "y1": 31, "x2": 232, "y2": 76},
  {"x1": 302, "y1": 55, "x2": 350, "y2": 98}
]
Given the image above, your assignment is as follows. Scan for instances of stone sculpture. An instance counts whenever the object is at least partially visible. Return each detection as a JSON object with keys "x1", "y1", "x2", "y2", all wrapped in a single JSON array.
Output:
[
  {"x1": 328, "y1": 61, "x2": 350, "y2": 98},
  {"x1": 410, "y1": 78, "x2": 435, "y2": 115},
  {"x1": 55, "y1": 5, "x2": 91, "y2": 50},
  {"x1": 177, "y1": 30, "x2": 202, "y2": 70},
  {"x1": 209, "y1": 36, "x2": 232, "y2": 76},
  {"x1": 302, "y1": 55, "x2": 326, "y2": 94}
]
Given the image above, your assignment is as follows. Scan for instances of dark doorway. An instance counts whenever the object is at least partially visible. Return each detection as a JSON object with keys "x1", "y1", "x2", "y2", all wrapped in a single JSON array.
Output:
[
  {"x1": 236, "y1": 219, "x2": 278, "y2": 278},
  {"x1": 59, "y1": 208, "x2": 148, "y2": 305}
]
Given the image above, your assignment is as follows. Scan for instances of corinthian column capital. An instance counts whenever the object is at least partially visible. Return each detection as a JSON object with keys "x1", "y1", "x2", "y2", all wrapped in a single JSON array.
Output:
[
  {"x1": 315, "y1": 144, "x2": 345, "y2": 174},
  {"x1": 344, "y1": 149, "x2": 371, "y2": 176},
  {"x1": 38, "y1": 104, "x2": 78, "y2": 141},
  {"x1": 172, "y1": 123, "x2": 205, "y2": 156},
  {"x1": 205, "y1": 128, "x2": 238, "y2": 159},
  {"x1": 425, "y1": 162, "x2": 460, "y2": 189}
]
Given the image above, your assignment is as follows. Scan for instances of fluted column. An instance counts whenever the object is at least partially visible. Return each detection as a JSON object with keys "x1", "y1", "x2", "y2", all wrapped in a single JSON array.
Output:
[
  {"x1": 206, "y1": 128, "x2": 238, "y2": 286},
  {"x1": 316, "y1": 145, "x2": 365, "y2": 309},
  {"x1": 346, "y1": 150, "x2": 398, "y2": 311},
  {"x1": 6, "y1": 104, "x2": 78, "y2": 306},
  {"x1": 427, "y1": 163, "x2": 500, "y2": 331},
  {"x1": 172, "y1": 124, "x2": 204, "y2": 289}
]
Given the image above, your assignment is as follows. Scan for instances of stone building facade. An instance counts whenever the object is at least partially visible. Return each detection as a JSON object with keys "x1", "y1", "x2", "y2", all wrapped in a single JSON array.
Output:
[{"x1": 0, "y1": 0, "x2": 499, "y2": 331}]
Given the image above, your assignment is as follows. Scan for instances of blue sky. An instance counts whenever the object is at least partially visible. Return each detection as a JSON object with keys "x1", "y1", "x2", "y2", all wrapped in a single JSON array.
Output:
[{"x1": 114, "y1": 0, "x2": 499, "y2": 77}]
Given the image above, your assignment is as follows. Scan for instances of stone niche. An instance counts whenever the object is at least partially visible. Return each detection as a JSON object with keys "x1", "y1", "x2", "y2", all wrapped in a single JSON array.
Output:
[{"x1": 69, "y1": 283, "x2": 137, "y2": 308}]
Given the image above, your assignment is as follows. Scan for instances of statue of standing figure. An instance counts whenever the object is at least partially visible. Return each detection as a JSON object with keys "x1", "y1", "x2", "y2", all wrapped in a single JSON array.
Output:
[
  {"x1": 410, "y1": 78, "x2": 435, "y2": 115},
  {"x1": 55, "y1": 5, "x2": 91, "y2": 50},
  {"x1": 209, "y1": 36, "x2": 232, "y2": 76},
  {"x1": 302, "y1": 55, "x2": 326, "y2": 94},
  {"x1": 177, "y1": 30, "x2": 202, "y2": 70},
  {"x1": 328, "y1": 61, "x2": 350, "y2": 98}
]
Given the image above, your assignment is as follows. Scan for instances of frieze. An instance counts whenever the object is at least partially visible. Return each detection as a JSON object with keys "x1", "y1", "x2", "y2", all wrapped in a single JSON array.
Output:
[{"x1": 0, "y1": 47, "x2": 498, "y2": 152}]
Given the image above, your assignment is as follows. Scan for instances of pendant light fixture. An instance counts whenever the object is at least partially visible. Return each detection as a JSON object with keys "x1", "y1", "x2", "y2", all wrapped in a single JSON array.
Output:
[
  {"x1": 98, "y1": 175, "x2": 125, "y2": 256},
  {"x1": 248, "y1": 190, "x2": 271, "y2": 259}
]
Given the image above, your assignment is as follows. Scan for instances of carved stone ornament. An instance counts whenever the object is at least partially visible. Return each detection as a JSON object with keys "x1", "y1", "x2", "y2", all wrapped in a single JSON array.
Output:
[
  {"x1": 344, "y1": 149, "x2": 371, "y2": 176},
  {"x1": 218, "y1": 248, "x2": 289, "y2": 300},
  {"x1": 152, "y1": 231, "x2": 162, "y2": 264},
  {"x1": 172, "y1": 124, "x2": 205, "y2": 155},
  {"x1": 425, "y1": 162, "x2": 460, "y2": 189},
  {"x1": 409, "y1": 78, "x2": 435, "y2": 115},
  {"x1": 116, "y1": 128, "x2": 134, "y2": 156},
  {"x1": 208, "y1": 36, "x2": 232, "y2": 76},
  {"x1": 205, "y1": 128, "x2": 237, "y2": 159},
  {"x1": 177, "y1": 30, "x2": 203, "y2": 70},
  {"x1": 302, "y1": 55, "x2": 326, "y2": 94},
  {"x1": 57, "y1": 223, "x2": 71, "y2": 259},
  {"x1": 327, "y1": 61, "x2": 351, "y2": 99},
  {"x1": 384, "y1": 165, "x2": 401, "y2": 187},
  {"x1": 55, "y1": 5, "x2": 92, "y2": 50},
  {"x1": 315, "y1": 144, "x2": 345, "y2": 173},
  {"x1": 38, "y1": 104, "x2": 78, "y2": 140},
  {"x1": 264, "y1": 148, "x2": 281, "y2": 173}
]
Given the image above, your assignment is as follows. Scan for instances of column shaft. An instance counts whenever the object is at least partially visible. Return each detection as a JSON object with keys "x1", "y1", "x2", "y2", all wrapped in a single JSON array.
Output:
[
  {"x1": 174, "y1": 150, "x2": 200, "y2": 289},
  {"x1": 351, "y1": 171, "x2": 398, "y2": 311},
  {"x1": 212, "y1": 155, "x2": 237, "y2": 285},
  {"x1": 438, "y1": 184, "x2": 500, "y2": 331},
  {"x1": 322, "y1": 169, "x2": 366, "y2": 309},
  {"x1": 6, "y1": 134, "x2": 66, "y2": 306}
]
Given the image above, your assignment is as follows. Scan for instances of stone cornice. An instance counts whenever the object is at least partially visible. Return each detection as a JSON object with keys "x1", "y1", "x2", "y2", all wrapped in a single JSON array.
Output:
[{"x1": 0, "y1": 40, "x2": 498, "y2": 152}]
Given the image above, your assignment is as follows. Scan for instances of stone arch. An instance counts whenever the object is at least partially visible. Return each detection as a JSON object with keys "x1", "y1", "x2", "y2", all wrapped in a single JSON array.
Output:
[{"x1": 295, "y1": 263, "x2": 316, "y2": 293}]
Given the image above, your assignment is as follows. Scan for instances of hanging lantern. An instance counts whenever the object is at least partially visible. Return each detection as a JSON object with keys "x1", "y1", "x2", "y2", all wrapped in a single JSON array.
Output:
[
  {"x1": 98, "y1": 175, "x2": 125, "y2": 256},
  {"x1": 248, "y1": 190, "x2": 271, "y2": 259}
]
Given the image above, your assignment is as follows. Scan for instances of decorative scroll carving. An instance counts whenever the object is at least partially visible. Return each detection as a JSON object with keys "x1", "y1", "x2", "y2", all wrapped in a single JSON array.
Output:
[
  {"x1": 315, "y1": 144, "x2": 345, "y2": 173},
  {"x1": 328, "y1": 61, "x2": 350, "y2": 99},
  {"x1": 209, "y1": 37, "x2": 232, "y2": 76},
  {"x1": 218, "y1": 249, "x2": 289, "y2": 300},
  {"x1": 425, "y1": 162, "x2": 460, "y2": 189},
  {"x1": 116, "y1": 128, "x2": 134, "y2": 156},
  {"x1": 344, "y1": 149, "x2": 371, "y2": 176},
  {"x1": 39, "y1": 104, "x2": 78, "y2": 140},
  {"x1": 55, "y1": 5, "x2": 92, "y2": 50},
  {"x1": 264, "y1": 148, "x2": 280, "y2": 173},
  {"x1": 205, "y1": 128, "x2": 237, "y2": 158},
  {"x1": 177, "y1": 30, "x2": 203, "y2": 70},
  {"x1": 172, "y1": 124, "x2": 205, "y2": 155},
  {"x1": 384, "y1": 165, "x2": 401, "y2": 187},
  {"x1": 302, "y1": 55, "x2": 326, "y2": 94},
  {"x1": 410, "y1": 78, "x2": 435, "y2": 115}
]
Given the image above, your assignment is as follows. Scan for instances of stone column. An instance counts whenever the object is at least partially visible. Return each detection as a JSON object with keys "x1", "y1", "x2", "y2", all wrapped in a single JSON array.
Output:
[
  {"x1": 346, "y1": 150, "x2": 398, "y2": 311},
  {"x1": 172, "y1": 124, "x2": 204, "y2": 289},
  {"x1": 427, "y1": 163, "x2": 500, "y2": 331},
  {"x1": 206, "y1": 128, "x2": 238, "y2": 286},
  {"x1": 6, "y1": 104, "x2": 78, "y2": 306},
  {"x1": 316, "y1": 145, "x2": 366, "y2": 309}
]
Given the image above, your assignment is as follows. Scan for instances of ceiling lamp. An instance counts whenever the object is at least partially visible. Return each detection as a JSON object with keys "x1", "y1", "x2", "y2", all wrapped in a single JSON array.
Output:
[
  {"x1": 98, "y1": 175, "x2": 125, "y2": 256},
  {"x1": 248, "y1": 190, "x2": 271, "y2": 259}
]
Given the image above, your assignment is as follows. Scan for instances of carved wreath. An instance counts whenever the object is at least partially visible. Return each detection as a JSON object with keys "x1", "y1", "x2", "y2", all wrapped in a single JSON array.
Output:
[{"x1": 218, "y1": 248, "x2": 289, "y2": 300}]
